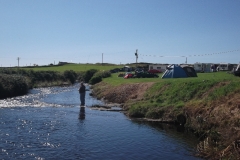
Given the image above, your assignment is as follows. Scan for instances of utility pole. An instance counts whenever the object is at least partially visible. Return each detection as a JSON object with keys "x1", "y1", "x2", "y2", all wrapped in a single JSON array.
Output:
[
  {"x1": 102, "y1": 53, "x2": 103, "y2": 65},
  {"x1": 135, "y1": 49, "x2": 138, "y2": 68},
  {"x1": 185, "y1": 57, "x2": 187, "y2": 64},
  {"x1": 17, "y1": 57, "x2": 20, "y2": 67},
  {"x1": 17, "y1": 57, "x2": 20, "y2": 75}
]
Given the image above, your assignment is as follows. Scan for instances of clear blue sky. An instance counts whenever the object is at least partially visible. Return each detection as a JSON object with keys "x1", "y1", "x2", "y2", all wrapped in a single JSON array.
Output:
[{"x1": 0, "y1": 0, "x2": 240, "y2": 67}]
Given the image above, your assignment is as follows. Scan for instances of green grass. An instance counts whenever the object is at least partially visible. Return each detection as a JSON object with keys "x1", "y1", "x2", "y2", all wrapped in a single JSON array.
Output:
[
  {"x1": 22, "y1": 63, "x2": 125, "y2": 72},
  {"x1": 102, "y1": 71, "x2": 240, "y2": 118},
  {"x1": 103, "y1": 72, "x2": 163, "y2": 85},
  {"x1": 103, "y1": 71, "x2": 239, "y2": 85}
]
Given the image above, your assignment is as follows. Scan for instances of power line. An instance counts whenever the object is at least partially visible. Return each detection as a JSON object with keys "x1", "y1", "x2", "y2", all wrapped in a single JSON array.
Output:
[{"x1": 139, "y1": 49, "x2": 240, "y2": 58}]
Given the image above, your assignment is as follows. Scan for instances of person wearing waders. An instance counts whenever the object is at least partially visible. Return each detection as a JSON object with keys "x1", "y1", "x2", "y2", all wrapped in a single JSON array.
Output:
[{"x1": 79, "y1": 82, "x2": 86, "y2": 106}]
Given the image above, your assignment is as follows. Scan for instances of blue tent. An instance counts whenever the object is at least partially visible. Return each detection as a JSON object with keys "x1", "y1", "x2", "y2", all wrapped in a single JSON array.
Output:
[{"x1": 162, "y1": 64, "x2": 188, "y2": 78}]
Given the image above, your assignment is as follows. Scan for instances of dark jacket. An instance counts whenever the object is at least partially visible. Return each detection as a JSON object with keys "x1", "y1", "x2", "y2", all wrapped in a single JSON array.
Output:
[{"x1": 79, "y1": 85, "x2": 86, "y2": 94}]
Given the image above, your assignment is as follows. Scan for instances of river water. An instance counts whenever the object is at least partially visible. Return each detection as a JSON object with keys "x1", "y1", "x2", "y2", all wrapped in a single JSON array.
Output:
[{"x1": 0, "y1": 83, "x2": 202, "y2": 160}]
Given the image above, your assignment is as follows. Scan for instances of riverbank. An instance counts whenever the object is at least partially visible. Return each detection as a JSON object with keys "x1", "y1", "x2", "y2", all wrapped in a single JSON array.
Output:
[{"x1": 92, "y1": 81, "x2": 240, "y2": 159}]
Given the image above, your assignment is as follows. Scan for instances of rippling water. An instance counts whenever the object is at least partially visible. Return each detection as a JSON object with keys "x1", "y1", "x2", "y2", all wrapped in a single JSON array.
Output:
[{"x1": 0, "y1": 84, "x2": 202, "y2": 159}]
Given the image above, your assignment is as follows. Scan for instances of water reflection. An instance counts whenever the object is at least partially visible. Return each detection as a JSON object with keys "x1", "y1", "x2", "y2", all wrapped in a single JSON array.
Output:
[
  {"x1": 132, "y1": 120, "x2": 200, "y2": 155},
  {"x1": 79, "y1": 106, "x2": 85, "y2": 120}
]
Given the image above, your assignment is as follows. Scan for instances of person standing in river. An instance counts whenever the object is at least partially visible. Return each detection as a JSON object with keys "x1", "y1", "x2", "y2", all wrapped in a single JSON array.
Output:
[{"x1": 78, "y1": 82, "x2": 86, "y2": 106}]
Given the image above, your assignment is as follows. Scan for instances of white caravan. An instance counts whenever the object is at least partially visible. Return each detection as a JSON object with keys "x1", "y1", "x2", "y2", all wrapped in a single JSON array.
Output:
[
  {"x1": 193, "y1": 63, "x2": 213, "y2": 72},
  {"x1": 149, "y1": 64, "x2": 169, "y2": 72},
  {"x1": 216, "y1": 63, "x2": 234, "y2": 71}
]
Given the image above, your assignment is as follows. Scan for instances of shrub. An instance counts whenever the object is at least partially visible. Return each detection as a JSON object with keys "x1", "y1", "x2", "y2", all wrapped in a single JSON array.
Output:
[
  {"x1": 89, "y1": 76, "x2": 102, "y2": 85},
  {"x1": 0, "y1": 74, "x2": 29, "y2": 99},
  {"x1": 83, "y1": 69, "x2": 98, "y2": 83},
  {"x1": 76, "y1": 71, "x2": 85, "y2": 82},
  {"x1": 86, "y1": 71, "x2": 111, "y2": 85},
  {"x1": 94, "y1": 70, "x2": 111, "y2": 78},
  {"x1": 63, "y1": 70, "x2": 77, "y2": 84}
]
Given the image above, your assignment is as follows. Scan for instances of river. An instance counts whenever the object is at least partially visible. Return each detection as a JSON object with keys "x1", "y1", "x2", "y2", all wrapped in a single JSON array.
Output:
[{"x1": 0, "y1": 83, "x2": 202, "y2": 160}]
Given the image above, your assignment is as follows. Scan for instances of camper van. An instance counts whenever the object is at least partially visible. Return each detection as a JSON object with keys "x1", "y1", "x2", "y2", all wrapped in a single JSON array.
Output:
[
  {"x1": 149, "y1": 64, "x2": 168, "y2": 72},
  {"x1": 216, "y1": 63, "x2": 234, "y2": 71},
  {"x1": 233, "y1": 64, "x2": 240, "y2": 76},
  {"x1": 193, "y1": 63, "x2": 212, "y2": 72}
]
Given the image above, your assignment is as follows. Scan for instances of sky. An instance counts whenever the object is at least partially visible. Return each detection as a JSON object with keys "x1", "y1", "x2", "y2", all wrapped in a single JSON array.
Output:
[{"x1": 0, "y1": 0, "x2": 240, "y2": 67}]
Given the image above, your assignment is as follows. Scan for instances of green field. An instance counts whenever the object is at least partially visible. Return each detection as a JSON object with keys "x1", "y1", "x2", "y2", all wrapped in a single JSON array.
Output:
[
  {"x1": 22, "y1": 63, "x2": 126, "y2": 72},
  {"x1": 103, "y1": 70, "x2": 239, "y2": 85}
]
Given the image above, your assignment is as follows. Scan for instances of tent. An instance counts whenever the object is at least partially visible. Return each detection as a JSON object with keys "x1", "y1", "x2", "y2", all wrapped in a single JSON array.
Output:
[
  {"x1": 182, "y1": 66, "x2": 198, "y2": 77},
  {"x1": 161, "y1": 64, "x2": 197, "y2": 78}
]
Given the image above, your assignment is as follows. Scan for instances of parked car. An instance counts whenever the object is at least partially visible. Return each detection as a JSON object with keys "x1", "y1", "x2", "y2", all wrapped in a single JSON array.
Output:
[
  {"x1": 135, "y1": 68, "x2": 144, "y2": 73},
  {"x1": 134, "y1": 72, "x2": 159, "y2": 78},
  {"x1": 148, "y1": 69, "x2": 162, "y2": 74},
  {"x1": 110, "y1": 68, "x2": 120, "y2": 73},
  {"x1": 124, "y1": 72, "x2": 134, "y2": 79}
]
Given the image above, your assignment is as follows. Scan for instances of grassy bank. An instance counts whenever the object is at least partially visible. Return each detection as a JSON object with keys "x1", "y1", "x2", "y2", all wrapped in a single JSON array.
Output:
[
  {"x1": 92, "y1": 71, "x2": 240, "y2": 159},
  {"x1": 126, "y1": 72, "x2": 240, "y2": 116}
]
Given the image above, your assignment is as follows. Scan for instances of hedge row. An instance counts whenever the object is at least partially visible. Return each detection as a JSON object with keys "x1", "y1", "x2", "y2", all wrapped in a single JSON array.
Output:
[
  {"x1": 0, "y1": 68, "x2": 112, "y2": 99},
  {"x1": 0, "y1": 74, "x2": 29, "y2": 99}
]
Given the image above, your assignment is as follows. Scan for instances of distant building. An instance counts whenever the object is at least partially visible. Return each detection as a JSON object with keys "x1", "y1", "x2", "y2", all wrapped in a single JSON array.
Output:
[{"x1": 58, "y1": 62, "x2": 68, "y2": 65}]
